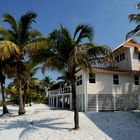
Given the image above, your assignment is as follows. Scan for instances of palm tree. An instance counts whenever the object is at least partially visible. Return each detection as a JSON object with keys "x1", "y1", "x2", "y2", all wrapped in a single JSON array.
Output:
[
  {"x1": 126, "y1": 2, "x2": 140, "y2": 39},
  {"x1": 0, "y1": 11, "x2": 42, "y2": 115},
  {"x1": 22, "y1": 62, "x2": 40, "y2": 106},
  {"x1": 26, "y1": 24, "x2": 111, "y2": 129},
  {"x1": 40, "y1": 76, "x2": 55, "y2": 90},
  {"x1": 0, "y1": 40, "x2": 19, "y2": 114}
]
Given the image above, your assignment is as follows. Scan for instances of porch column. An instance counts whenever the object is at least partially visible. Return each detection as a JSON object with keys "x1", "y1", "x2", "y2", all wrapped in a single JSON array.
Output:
[
  {"x1": 62, "y1": 95, "x2": 64, "y2": 108},
  {"x1": 56, "y1": 96, "x2": 58, "y2": 108},
  {"x1": 53, "y1": 96, "x2": 55, "y2": 107},
  {"x1": 48, "y1": 97, "x2": 50, "y2": 105},
  {"x1": 51, "y1": 96, "x2": 52, "y2": 106},
  {"x1": 50, "y1": 97, "x2": 52, "y2": 106},
  {"x1": 70, "y1": 94, "x2": 72, "y2": 110}
]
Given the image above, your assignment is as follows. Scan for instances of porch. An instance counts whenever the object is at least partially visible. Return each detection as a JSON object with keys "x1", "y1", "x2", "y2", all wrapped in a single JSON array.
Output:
[{"x1": 48, "y1": 86, "x2": 72, "y2": 110}]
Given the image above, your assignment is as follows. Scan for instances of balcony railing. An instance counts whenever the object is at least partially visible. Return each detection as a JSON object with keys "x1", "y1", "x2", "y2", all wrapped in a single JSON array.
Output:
[{"x1": 49, "y1": 86, "x2": 72, "y2": 96}]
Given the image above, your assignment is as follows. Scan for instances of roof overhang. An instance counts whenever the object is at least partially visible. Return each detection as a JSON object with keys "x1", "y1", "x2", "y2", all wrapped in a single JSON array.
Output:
[{"x1": 76, "y1": 67, "x2": 140, "y2": 75}]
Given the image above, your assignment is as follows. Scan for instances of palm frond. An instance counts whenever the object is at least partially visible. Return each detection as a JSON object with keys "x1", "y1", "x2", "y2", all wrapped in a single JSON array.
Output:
[
  {"x1": 68, "y1": 44, "x2": 91, "y2": 68},
  {"x1": 8, "y1": 82, "x2": 15, "y2": 88},
  {"x1": 129, "y1": 14, "x2": 140, "y2": 23},
  {"x1": 74, "y1": 24, "x2": 94, "y2": 43},
  {"x1": 0, "y1": 26, "x2": 11, "y2": 39},
  {"x1": 41, "y1": 53, "x2": 66, "y2": 73},
  {"x1": 2, "y1": 13, "x2": 17, "y2": 32},
  {"x1": 136, "y1": 2, "x2": 140, "y2": 9},
  {"x1": 24, "y1": 36, "x2": 50, "y2": 54},
  {"x1": 18, "y1": 11, "x2": 37, "y2": 46},
  {"x1": 87, "y1": 44, "x2": 111, "y2": 60},
  {"x1": 126, "y1": 24, "x2": 140, "y2": 39},
  {"x1": 29, "y1": 29, "x2": 42, "y2": 41},
  {"x1": 0, "y1": 40, "x2": 19, "y2": 60}
]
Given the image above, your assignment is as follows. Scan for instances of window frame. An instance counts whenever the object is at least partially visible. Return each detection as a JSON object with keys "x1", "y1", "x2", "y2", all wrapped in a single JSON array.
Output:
[
  {"x1": 134, "y1": 76, "x2": 139, "y2": 85},
  {"x1": 138, "y1": 54, "x2": 140, "y2": 61},
  {"x1": 113, "y1": 74, "x2": 119, "y2": 85},
  {"x1": 120, "y1": 53, "x2": 125, "y2": 61},
  {"x1": 89, "y1": 73, "x2": 96, "y2": 83},
  {"x1": 76, "y1": 75, "x2": 82, "y2": 86}
]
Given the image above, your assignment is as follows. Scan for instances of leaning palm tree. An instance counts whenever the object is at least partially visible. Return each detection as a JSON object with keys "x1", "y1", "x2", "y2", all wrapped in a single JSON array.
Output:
[
  {"x1": 0, "y1": 40, "x2": 19, "y2": 114},
  {"x1": 0, "y1": 11, "x2": 42, "y2": 115},
  {"x1": 126, "y1": 2, "x2": 140, "y2": 39},
  {"x1": 26, "y1": 24, "x2": 111, "y2": 129}
]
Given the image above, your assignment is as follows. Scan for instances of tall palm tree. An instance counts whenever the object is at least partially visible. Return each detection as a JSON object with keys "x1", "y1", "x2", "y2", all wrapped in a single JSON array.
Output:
[
  {"x1": 0, "y1": 11, "x2": 42, "y2": 115},
  {"x1": 0, "y1": 40, "x2": 19, "y2": 114},
  {"x1": 126, "y1": 2, "x2": 140, "y2": 39},
  {"x1": 26, "y1": 24, "x2": 111, "y2": 129}
]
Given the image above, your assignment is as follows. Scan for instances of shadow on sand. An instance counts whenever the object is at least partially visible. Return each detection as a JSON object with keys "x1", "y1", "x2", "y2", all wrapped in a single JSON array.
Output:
[
  {"x1": 84, "y1": 111, "x2": 140, "y2": 140},
  {"x1": 0, "y1": 115, "x2": 70, "y2": 140}
]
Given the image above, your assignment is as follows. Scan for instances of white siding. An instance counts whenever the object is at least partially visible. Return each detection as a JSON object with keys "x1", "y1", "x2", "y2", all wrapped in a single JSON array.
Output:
[
  {"x1": 114, "y1": 47, "x2": 140, "y2": 71},
  {"x1": 76, "y1": 70, "x2": 85, "y2": 95},
  {"x1": 114, "y1": 49, "x2": 132, "y2": 70},
  {"x1": 86, "y1": 72, "x2": 131, "y2": 95},
  {"x1": 130, "y1": 47, "x2": 140, "y2": 70}
]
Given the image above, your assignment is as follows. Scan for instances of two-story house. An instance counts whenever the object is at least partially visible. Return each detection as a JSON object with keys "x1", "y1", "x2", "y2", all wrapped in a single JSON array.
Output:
[{"x1": 76, "y1": 38, "x2": 140, "y2": 111}]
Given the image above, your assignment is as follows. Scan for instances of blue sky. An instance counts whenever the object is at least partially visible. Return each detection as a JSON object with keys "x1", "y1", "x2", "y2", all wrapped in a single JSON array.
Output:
[{"x1": 1, "y1": 0, "x2": 140, "y2": 83}]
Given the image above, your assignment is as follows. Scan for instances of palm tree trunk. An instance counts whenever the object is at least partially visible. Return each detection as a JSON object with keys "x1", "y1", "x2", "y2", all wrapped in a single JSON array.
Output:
[
  {"x1": 16, "y1": 60, "x2": 25, "y2": 115},
  {"x1": 23, "y1": 83, "x2": 27, "y2": 107},
  {"x1": 18, "y1": 78, "x2": 25, "y2": 115},
  {"x1": 71, "y1": 79, "x2": 79, "y2": 130},
  {"x1": 1, "y1": 82, "x2": 9, "y2": 114},
  {"x1": 28, "y1": 90, "x2": 32, "y2": 106}
]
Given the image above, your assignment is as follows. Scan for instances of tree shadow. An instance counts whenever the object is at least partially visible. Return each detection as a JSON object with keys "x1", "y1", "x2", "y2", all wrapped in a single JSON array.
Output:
[
  {"x1": 84, "y1": 111, "x2": 140, "y2": 140},
  {"x1": 0, "y1": 117, "x2": 70, "y2": 140}
]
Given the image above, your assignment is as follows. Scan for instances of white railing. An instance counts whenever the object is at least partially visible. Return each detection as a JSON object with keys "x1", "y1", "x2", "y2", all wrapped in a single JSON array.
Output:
[
  {"x1": 92, "y1": 62, "x2": 116, "y2": 68},
  {"x1": 49, "y1": 86, "x2": 72, "y2": 96}
]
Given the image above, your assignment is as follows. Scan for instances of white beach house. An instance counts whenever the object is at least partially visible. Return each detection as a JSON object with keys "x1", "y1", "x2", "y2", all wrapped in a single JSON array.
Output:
[{"x1": 49, "y1": 38, "x2": 140, "y2": 112}]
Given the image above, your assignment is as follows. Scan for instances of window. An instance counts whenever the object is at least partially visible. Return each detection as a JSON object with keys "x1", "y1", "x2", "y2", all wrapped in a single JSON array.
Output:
[
  {"x1": 134, "y1": 76, "x2": 139, "y2": 85},
  {"x1": 115, "y1": 53, "x2": 125, "y2": 63},
  {"x1": 77, "y1": 75, "x2": 82, "y2": 86},
  {"x1": 115, "y1": 56, "x2": 120, "y2": 62},
  {"x1": 120, "y1": 53, "x2": 125, "y2": 61},
  {"x1": 113, "y1": 75, "x2": 119, "y2": 85},
  {"x1": 89, "y1": 73, "x2": 96, "y2": 83},
  {"x1": 138, "y1": 54, "x2": 140, "y2": 61}
]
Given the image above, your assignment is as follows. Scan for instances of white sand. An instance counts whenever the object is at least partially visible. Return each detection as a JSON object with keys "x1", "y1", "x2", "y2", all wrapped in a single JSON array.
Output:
[{"x1": 0, "y1": 104, "x2": 140, "y2": 140}]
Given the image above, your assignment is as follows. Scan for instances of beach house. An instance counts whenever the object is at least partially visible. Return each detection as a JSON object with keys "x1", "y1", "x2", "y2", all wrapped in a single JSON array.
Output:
[{"x1": 49, "y1": 38, "x2": 140, "y2": 112}]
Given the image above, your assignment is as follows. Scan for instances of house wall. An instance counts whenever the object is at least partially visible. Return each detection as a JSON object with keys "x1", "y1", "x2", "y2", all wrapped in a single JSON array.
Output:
[
  {"x1": 113, "y1": 47, "x2": 140, "y2": 71},
  {"x1": 76, "y1": 70, "x2": 85, "y2": 95},
  {"x1": 113, "y1": 48, "x2": 132, "y2": 70},
  {"x1": 130, "y1": 47, "x2": 140, "y2": 70},
  {"x1": 86, "y1": 72, "x2": 131, "y2": 95},
  {"x1": 76, "y1": 70, "x2": 140, "y2": 111},
  {"x1": 75, "y1": 70, "x2": 87, "y2": 111}
]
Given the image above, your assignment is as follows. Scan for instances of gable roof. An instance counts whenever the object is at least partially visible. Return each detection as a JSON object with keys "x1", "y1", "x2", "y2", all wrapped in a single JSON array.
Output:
[{"x1": 112, "y1": 38, "x2": 139, "y2": 53}]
